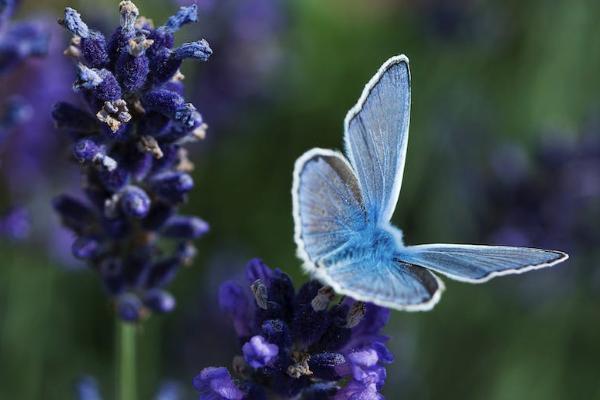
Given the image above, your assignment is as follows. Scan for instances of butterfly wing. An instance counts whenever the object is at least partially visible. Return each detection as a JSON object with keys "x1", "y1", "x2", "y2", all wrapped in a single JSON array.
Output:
[
  {"x1": 317, "y1": 256, "x2": 444, "y2": 311},
  {"x1": 292, "y1": 148, "x2": 444, "y2": 310},
  {"x1": 343, "y1": 55, "x2": 411, "y2": 223},
  {"x1": 397, "y1": 244, "x2": 569, "y2": 283},
  {"x1": 292, "y1": 148, "x2": 368, "y2": 265}
]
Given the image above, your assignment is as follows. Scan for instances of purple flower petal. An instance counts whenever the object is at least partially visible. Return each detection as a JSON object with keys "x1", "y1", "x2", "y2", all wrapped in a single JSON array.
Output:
[
  {"x1": 193, "y1": 367, "x2": 245, "y2": 400},
  {"x1": 242, "y1": 335, "x2": 278, "y2": 369}
]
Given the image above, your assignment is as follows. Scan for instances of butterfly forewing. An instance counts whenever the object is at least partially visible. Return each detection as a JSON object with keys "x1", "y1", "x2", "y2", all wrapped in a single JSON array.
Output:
[
  {"x1": 344, "y1": 55, "x2": 411, "y2": 223},
  {"x1": 293, "y1": 149, "x2": 368, "y2": 266}
]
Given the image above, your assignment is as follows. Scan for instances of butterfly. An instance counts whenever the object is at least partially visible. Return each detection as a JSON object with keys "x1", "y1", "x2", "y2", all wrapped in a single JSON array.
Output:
[{"x1": 291, "y1": 55, "x2": 569, "y2": 311}]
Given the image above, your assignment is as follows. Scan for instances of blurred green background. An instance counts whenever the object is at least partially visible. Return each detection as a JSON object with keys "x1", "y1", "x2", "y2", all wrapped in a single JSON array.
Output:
[{"x1": 1, "y1": 0, "x2": 599, "y2": 398}]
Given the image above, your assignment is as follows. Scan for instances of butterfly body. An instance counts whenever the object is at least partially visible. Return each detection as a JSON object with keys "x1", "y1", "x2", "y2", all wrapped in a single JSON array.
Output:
[
  {"x1": 318, "y1": 223, "x2": 403, "y2": 269},
  {"x1": 292, "y1": 55, "x2": 568, "y2": 311}
]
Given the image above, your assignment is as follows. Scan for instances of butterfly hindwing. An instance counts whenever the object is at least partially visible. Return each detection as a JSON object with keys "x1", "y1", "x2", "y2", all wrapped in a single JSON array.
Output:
[
  {"x1": 344, "y1": 55, "x2": 411, "y2": 223},
  {"x1": 397, "y1": 244, "x2": 569, "y2": 283},
  {"x1": 315, "y1": 255, "x2": 443, "y2": 311}
]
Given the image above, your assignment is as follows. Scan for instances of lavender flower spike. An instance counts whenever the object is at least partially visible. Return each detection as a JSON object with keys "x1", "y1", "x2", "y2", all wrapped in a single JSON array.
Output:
[
  {"x1": 54, "y1": 1, "x2": 212, "y2": 321},
  {"x1": 195, "y1": 260, "x2": 392, "y2": 399}
]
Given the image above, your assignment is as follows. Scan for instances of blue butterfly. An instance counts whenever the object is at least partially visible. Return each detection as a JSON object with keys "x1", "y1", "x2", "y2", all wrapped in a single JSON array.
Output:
[{"x1": 292, "y1": 55, "x2": 569, "y2": 311}]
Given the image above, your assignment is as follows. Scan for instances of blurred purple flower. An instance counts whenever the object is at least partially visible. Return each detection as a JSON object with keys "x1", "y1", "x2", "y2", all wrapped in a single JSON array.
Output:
[
  {"x1": 0, "y1": 0, "x2": 49, "y2": 73},
  {"x1": 155, "y1": 380, "x2": 184, "y2": 400},
  {"x1": 74, "y1": 376, "x2": 102, "y2": 400},
  {"x1": 0, "y1": 0, "x2": 53, "y2": 244},
  {"x1": 193, "y1": 367, "x2": 245, "y2": 400},
  {"x1": 176, "y1": 0, "x2": 287, "y2": 128},
  {"x1": 482, "y1": 132, "x2": 600, "y2": 253},
  {"x1": 75, "y1": 376, "x2": 185, "y2": 400},
  {"x1": 0, "y1": 205, "x2": 30, "y2": 240},
  {"x1": 407, "y1": 0, "x2": 507, "y2": 46}
]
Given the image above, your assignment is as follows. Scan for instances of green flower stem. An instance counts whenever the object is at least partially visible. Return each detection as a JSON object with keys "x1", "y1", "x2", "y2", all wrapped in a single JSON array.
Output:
[{"x1": 117, "y1": 321, "x2": 137, "y2": 400}]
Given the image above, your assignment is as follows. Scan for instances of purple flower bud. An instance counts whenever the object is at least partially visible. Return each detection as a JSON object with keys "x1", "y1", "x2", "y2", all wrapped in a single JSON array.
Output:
[
  {"x1": 116, "y1": 54, "x2": 149, "y2": 93},
  {"x1": 99, "y1": 166, "x2": 130, "y2": 191},
  {"x1": 99, "y1": 257, "x2": 124, "y2": 295},
  {"x1": 116, "y1": 294, "x2": 143, "y2": 322},
  {"x1": 150, "y1": 171, "x2": 193, "y2": 203},
  {"x1": 73, "y1": 64, "x2": 103, "y2": 89},
  {"x1": 72, "y1": 236, "x2": 100, "y2": 259},
  {"x1": 73, "y1": 138, "x2": 100, "y2": 162},
  {"x1": 172, "y1": 40, "x2": 212, "y2": 62},
  {"x1": 161, "y1": 5, "x2": 198, "y2": 34},
  {"x1": 161, "y1": 215, "x2": 209, "y2": 239},
  {"x1": 128, "y1": 151, "x2": 153, "y2": 181},
  {"x1": 107, "y1": 27, "x2": 133, "y2": 66},
  {"x1": 119, "y1": 1, "x2": 139, "y2": 34},
  {"x1": 242, "y1": 335, "x2": 278, "y2": 369},
  {"x1": 73, "y1": 139, "x2": 117, "y2": 171},
  {"x1": 245, "y1": 258, "x2": 273, "y2": 284},
  {"x1": 314, "y1": 305, "x2": 352, "y2": 352},
  {"x1": 261, "y1": 319, "x2": 291, "y2": 348},
  {"x1": 101, "y1": 215, "x2": 130, "y2": 238},
  {"x1": 53, "y1": 195, "x2": 95, "y2": 231},
  {"x1": 150, "y1": 144, "x2": 180, "y2": 172},
  {"x1": 151, "y1": 40, "x2": 211, "y2": 84},
  {"x1": 52, "y1": 102, "x2": 98, "y2": 133},
  {"x1": 292, "y1": 281, "x2": 330, "y2": 346},
  {"x1": 141, "y1": 89, "x2": 184, "y2": 118},
  {"x1": 143, "y1": 289, "x2": 176, "y2": 313},
  {"x1": 309, "y1": 353, "x2": 345, "y2": 381},
  {"x1": 59, "y1": 7, "x2": 90, "y2": 38},
  {"x1": 119, "y1": 186, "x2": 151, "y2": 218},
  {"x1": 174, "y1": 103, "x2": 202, "y2": 130},
  {"x1": 115, "y1": 36, "x2": 151, "y2": 93},
  {"x1": 120, "y1": 246, "x2": 152, "y2": 288},
  {"x1": 219, "y1": 281, "x2": 252, "y2": 337},
  {"x1": 81, "y1": 31, "x2": 110, "y2": 68},
  {"x1": 145, "y1": 257, "x2": 181, "y2": 288},
  {"x1": 192, "y1": 367, "x2": 245, "y2": 400},
  {"x1": 74, "y1": 66, "x2": 122, "y2": 101}
]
